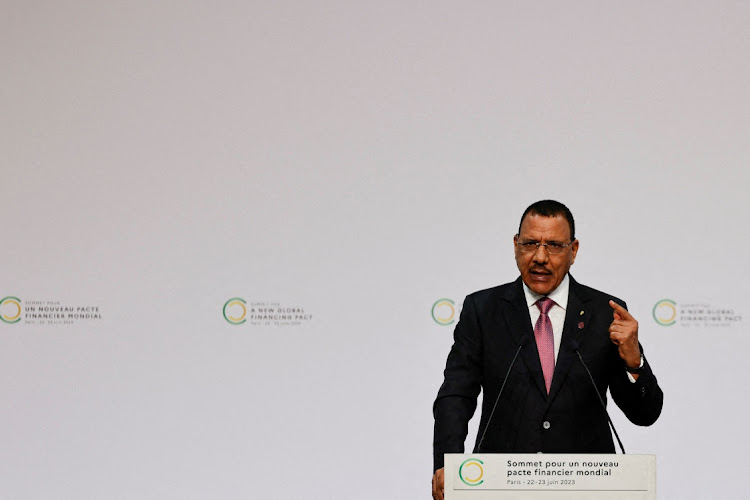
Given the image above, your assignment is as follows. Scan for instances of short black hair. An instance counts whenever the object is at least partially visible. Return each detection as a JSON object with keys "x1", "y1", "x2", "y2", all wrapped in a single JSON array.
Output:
[{"x1": 518, "y1": 200, "x2": 575, "y2": 240}]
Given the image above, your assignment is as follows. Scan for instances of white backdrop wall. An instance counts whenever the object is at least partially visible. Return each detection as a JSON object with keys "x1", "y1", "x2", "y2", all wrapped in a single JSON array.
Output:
[{"x1": 2, "y1": 1, "x2": 748, "y2": 498}]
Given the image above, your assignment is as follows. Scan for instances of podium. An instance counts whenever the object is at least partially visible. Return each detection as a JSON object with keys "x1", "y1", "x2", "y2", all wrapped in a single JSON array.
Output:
[{"x1": 444, "y1": 454, "x2": 655, "y2": 499}]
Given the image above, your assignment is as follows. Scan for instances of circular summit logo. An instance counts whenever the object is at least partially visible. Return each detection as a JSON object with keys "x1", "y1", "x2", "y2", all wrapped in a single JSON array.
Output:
[
  {"x1": 459, "y1": 458, "x2": 484, "y2": 486},
  {"x1": 653, "y1": 299, "x2": 677, "y2": 326},
  {"x1": 0, "y1": 297, "x2": 22, "y2": 324},
  {"x1": 223, "y1": 298, "x2": 247, "y2": 325},
  {"x1": 432, "y1": 298, "x2": 456, "y2": 326}
]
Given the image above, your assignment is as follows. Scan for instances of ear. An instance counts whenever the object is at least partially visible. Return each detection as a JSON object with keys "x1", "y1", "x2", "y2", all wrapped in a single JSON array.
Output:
[{"x1": 570, "y1": 239, "x2": 579, "y2": 264}]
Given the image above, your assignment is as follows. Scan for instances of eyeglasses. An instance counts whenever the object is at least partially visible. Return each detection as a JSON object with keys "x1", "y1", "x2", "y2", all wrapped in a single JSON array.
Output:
[{"x1": 515, "y1": 238, "x2": 574, "y2": 255}]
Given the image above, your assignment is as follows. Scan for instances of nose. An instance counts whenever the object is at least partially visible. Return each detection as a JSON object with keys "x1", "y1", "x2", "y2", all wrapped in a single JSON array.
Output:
[{"x1": 532, "y1": 244, "x2": 549, "y2": 263}]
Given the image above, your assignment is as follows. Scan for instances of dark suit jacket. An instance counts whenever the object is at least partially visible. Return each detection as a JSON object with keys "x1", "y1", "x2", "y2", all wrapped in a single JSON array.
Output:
[{"x1": 433, "y1": 275, "x2": 663, "y2": 471}]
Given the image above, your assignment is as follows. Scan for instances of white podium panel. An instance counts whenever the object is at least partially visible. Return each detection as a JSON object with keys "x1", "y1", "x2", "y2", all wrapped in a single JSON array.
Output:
[{"x1": 445, "y1": 454, "x2": 655, "y2": 499}]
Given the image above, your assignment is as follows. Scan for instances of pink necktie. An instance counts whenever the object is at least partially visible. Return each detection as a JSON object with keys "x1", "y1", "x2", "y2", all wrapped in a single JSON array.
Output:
[{"x1": 535, "y1": 298, "x2": 555, "y2": 393}]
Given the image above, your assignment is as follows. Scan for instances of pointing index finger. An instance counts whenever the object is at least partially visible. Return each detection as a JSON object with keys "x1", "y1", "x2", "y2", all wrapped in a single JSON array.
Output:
[{"x1": 609, "y1": 300, "x2": 633, "y2": 320}]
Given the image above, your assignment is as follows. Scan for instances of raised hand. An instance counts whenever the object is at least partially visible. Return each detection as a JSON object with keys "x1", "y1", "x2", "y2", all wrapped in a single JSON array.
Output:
[{"x1": 608, "y1": 300, "x2": 642, "y2": 371}]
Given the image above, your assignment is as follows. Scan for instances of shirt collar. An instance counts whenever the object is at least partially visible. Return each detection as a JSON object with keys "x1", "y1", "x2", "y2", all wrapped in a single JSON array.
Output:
[{"x1": 522, "y1": 273, "x2": 570, "y2": 311}]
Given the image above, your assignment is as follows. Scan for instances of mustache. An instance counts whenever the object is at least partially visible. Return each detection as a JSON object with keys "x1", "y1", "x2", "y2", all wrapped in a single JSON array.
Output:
[{"x1": 530, "y1": 267, "x2": 551, "y2": 274}]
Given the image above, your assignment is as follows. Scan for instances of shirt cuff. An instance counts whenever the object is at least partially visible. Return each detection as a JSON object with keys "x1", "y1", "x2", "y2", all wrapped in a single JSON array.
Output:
[{"x1": 625, "y1": 355, "x2": 645, "y2": 383}]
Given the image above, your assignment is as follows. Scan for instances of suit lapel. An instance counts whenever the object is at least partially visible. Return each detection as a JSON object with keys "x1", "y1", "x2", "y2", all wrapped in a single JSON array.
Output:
[
  {"x1": 503, "y1": 278, "x2": 548, "y2": 398},
  {"x1": 547, "y1": 275, "x2": 593, "y2": 403}
]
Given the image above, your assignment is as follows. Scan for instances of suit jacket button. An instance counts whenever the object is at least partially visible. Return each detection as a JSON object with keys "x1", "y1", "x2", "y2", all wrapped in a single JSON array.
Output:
[{"x1": 543, "y1": 421, "x2": 551, "y2": 429}]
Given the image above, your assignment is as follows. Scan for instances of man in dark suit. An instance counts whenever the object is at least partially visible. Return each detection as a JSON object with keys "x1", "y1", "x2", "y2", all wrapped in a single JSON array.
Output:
[{"x1": 431, "y1": 200, "x2": 663, "y2": 500}]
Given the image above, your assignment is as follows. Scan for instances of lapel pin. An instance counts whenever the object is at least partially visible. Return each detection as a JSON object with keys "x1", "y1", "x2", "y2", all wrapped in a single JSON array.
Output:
[
  {"x1": 579, "y1": 310, "x2": 584, "y2": 316},
  {"x1": 578, "y1": 322, "x2": 585, "y2": 329}
]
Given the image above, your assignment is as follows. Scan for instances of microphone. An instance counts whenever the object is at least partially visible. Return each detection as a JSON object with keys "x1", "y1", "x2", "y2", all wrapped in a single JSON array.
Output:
[
  {"x1": 572, "y1": 341, "x2": 626, "y2": 454},
  {"x1": 477, "y1": 337, "x2": 528, "y2": 452}
]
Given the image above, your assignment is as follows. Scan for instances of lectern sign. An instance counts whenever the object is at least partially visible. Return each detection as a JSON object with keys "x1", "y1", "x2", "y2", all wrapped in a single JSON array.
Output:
[{"x1": 445, "y1": 454, "x2": 656, "y2": 499}]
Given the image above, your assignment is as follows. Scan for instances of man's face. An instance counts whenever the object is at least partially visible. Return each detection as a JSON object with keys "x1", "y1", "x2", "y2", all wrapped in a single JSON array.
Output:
[{"x1": 514, "y1": 213, "x2": 579, "y2": 296}]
